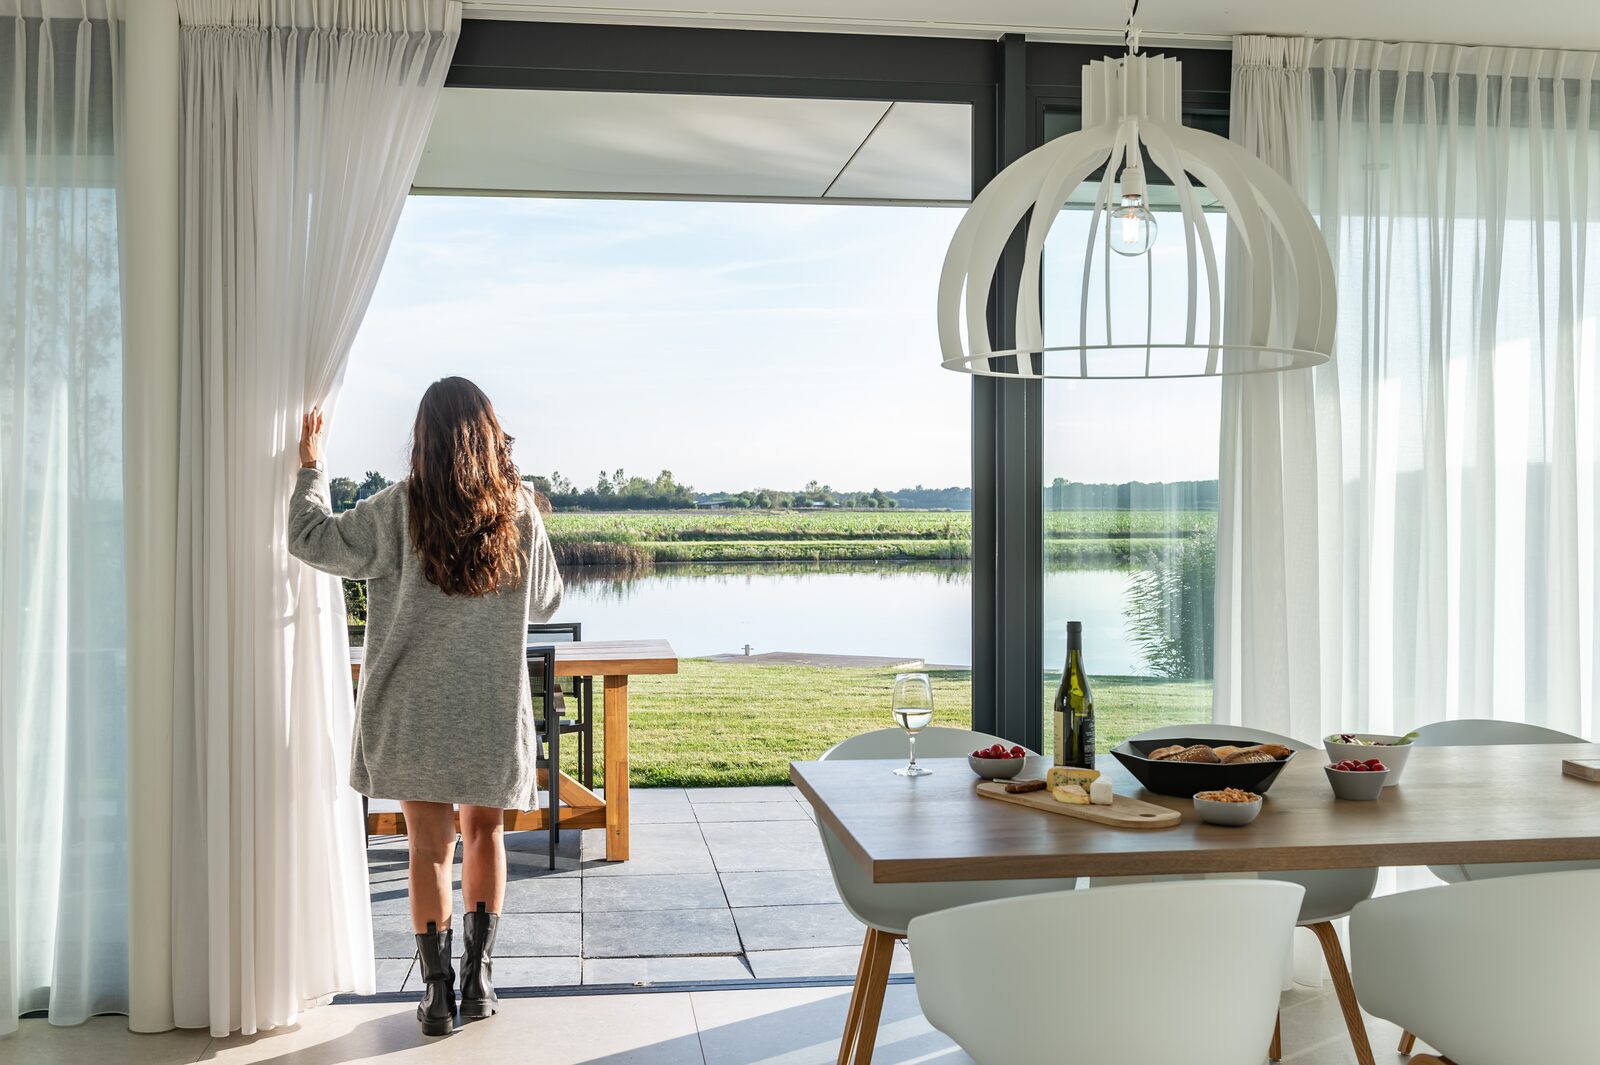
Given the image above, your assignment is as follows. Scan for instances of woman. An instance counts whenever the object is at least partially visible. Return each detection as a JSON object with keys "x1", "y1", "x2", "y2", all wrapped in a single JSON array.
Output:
[{"x1": 289, "y1": 377, "x2": 562, "y2": 1037}]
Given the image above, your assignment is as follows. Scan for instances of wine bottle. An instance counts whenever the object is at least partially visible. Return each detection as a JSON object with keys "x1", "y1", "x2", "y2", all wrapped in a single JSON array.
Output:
[{"x1": 1052, "y1": 621, "x2": 1095, "y2": 769}]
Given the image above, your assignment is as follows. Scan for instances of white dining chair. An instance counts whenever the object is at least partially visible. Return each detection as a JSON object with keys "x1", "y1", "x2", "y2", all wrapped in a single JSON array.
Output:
[
  {"x1": 910, "y1": 879, "x2": 1305, "y2": 1065},
  {"x1": 817, "y1": 727, "x2": 1068, "y2": 1065},
  {"x1": 1114, "y1": 724, "x2": 1379, "y2": 1065},
  {"x1": 1351, "y1": 869, "x2": 1600, "y2": 1065},
  {"x1": 1413, "y1": 718, "x2": 1595, "y2": 882}
]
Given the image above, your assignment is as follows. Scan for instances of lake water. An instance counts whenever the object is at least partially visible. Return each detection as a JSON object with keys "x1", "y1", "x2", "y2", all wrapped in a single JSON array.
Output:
[{"x1": 557, "y1": 561, "x2": 1148, "y2": 675}]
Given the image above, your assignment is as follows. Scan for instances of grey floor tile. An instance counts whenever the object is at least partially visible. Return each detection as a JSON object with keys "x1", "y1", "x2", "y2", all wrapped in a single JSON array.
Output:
[
  {"x1": 692, "y1": 984, "x2": 974, "y2": 1065},
  {"x1": 490, "y1": 955, "x2": 583, "y2": 989},
  {"x1": 584, "y1": 954, "x2": 753, "y2": 986},
  {"x1": 371, "y1": 915, "x2": 420, "y2": 959},
  {"x1": 583, "y1": 873, "x2": 729, "y2": 911},
  {"x1": 495, "y1": 911, "x2": 581, "y2": 956},
  {"x1": 731, "y1": 903, "x2": 863, "y2": 951},
  {"x1": 584, "y1": 907, "x2": 742, "y2": 958},
  {"x1": 374, "y1": 957, "x2": 416, "y2": 992},
  {"x1": 745, "y1": 944, "x2": 912, "y2": 980},
  {"x1": 686, "y1": 785, "x2": 802, "y2": 804},
  {"x1": 701, "y1": 820, "x2": 829, "y2": 872},
  {"x1": 583, "y1": 821, "x2": 716, "y2": 876},
  {"x1": 719, "y1": 869, "x2": 841, "y2": 908},
  {"x1": 693, "y1": 801, "x2": 810, "y2": 823},
  {"x1": 502, "y1": 872, "x2": 583, "y2": 912},
  {"x1": 623, "y1": 787, "x2": 693, "y2": 806}
]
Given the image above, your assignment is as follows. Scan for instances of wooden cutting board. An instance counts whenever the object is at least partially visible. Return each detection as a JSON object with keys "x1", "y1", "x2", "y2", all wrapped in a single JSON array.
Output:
[
  {"x1": 1562, "y1": 758, "x2": 1600, "y2": 782},
  {"x1": 976, "y1": 779, "x2": 1181, "y2": 830}
]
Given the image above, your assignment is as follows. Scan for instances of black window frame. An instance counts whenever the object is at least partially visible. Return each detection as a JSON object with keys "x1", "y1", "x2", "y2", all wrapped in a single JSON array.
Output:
[{"x1": 445, "y1": 20, "x2": 1231, "y2": 752}]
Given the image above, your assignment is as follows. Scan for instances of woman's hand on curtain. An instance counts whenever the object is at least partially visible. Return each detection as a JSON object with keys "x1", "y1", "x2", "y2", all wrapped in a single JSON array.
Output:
[{"x1": 300, "y1": 408, "x2": 326, "y2": 469}]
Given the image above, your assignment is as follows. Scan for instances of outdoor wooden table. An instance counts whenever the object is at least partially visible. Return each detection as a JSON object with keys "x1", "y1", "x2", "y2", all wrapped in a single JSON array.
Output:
[
  {"x1": 352, "y1": 638, "x2": 677, "y2": 861},
  {"x1": 793, "y1": 743, "x2": 1600, "y2": 1065}
]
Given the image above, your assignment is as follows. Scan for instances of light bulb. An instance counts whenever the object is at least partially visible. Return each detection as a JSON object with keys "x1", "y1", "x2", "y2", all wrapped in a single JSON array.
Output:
[
  {"x1": 1109, "y1": 196, "x2": 1156, "y2": 256},
  {"x1": 1107, "y1": 159, "x2": 1156, "y2": 256}
]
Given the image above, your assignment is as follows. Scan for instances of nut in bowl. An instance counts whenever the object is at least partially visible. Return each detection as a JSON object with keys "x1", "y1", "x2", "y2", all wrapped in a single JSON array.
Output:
[
  {"x1": 1323, "y1": 732, "x2": 1416, "y2": 787},
  {"x1": 1324, "y1": 759, "x2": 1390, "y2": 800},
  {"x1": 1193, "y1": 788, "x2": 1263, "y2": 826},
  {"x1": 968, "y1": 743, "x2": 1028, "y2": 780}
]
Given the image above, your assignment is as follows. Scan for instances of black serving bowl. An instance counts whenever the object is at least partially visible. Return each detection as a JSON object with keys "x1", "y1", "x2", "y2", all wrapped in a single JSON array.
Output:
[{"x1": 1111, "y1": 738, "x2": 1296, "y2": 798}]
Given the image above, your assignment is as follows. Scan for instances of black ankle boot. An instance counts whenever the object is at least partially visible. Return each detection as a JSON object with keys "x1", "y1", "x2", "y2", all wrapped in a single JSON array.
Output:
[
  {"x1": 459, "y1": 902, "x2": 500, "y2": 1020},
  {"x1": 414, "y1": 922, "x2": 456, "y2": 1037}
]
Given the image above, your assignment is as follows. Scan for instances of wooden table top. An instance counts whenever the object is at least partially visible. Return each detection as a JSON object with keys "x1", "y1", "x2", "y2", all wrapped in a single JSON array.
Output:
[
  {"x1": 350, "y1": 637, "x2": 678, "y2": 678},
  {"x1": 791, "y1": 743, "x2": 1600, "y2": 883}
]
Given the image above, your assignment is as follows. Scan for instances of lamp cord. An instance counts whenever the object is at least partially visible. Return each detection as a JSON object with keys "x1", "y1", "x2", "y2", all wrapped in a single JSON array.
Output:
[{"x1": 1125, "y1": 0, "x2": 1141, "y2": 54}]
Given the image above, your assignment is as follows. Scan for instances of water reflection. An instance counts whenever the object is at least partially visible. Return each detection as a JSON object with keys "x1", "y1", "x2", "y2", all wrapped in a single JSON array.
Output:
[{"x1": 557, "y1": 560, "x2": 1151, "y2": 674}]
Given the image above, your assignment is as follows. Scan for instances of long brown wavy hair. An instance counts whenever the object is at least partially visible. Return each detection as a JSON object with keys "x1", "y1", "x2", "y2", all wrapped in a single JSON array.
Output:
[{"x1": 407, "y1": 377, "x2": 525, "y2": 597}]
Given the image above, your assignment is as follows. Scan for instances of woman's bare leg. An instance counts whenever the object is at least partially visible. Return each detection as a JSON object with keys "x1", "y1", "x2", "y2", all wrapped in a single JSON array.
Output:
[
  {"x1": 402, "y1": 800, "x2": 457, "y2": 933},
  {"x1": 459, "y1": 805, "x2": 507, "y2": 913}
]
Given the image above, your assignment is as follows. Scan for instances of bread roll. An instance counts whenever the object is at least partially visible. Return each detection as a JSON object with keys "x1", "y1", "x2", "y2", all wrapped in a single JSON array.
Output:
[
  {"x1": 1171, "y1": 744, "x2": 1222, "y2": 764},
  {"x1": 1149, "y1": 745, "x2": 1187, "y2": 761},
  {"x1": 1222, "y1": 748, "x2": 1276, "y2": 765}
]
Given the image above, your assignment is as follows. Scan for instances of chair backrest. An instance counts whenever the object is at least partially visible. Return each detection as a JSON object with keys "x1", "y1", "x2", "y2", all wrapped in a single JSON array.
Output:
[
  {"x1": 528, "y1": 621, "x2": 581, "y2": 643},
  {"x1": 525, "y1": 644, "x2": 557, "y2": 703},
  {"x1": 821, "y1": 726, "x2": 1031, "y2": 762},
  {"x1": 815, "y1": 727, "x2": 1048, "y2": 934},
  {"x1": 1412, "y1": 718, "x2": 1583, "y2": 747},
  {"x1": 1129, "y1": 722, "x2": 1314, "y2": 753},
  {"x1": 1352, "y1": 869, "x2": 1600, "y2": 1063},
  {"x1": 910, "y1": 880, "x2": 1303, "y2": 1065}
]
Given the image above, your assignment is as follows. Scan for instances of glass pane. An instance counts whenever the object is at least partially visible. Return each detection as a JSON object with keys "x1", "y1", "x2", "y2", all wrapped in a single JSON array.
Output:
[{"x1": 1040, "y1": 205, "x2": 1225, "y2": 758}]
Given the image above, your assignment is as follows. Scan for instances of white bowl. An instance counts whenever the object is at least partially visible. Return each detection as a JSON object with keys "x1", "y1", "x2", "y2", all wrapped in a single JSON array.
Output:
[
  {"x1": 1323, "y1": 734, "x2": 1413, "y2": 787},
  {"x1": 1192, "y1": 791, "x2": 1263, "y2": 826},
  {"x1": 967, "y1": 754, "x2": 1026, "y2": 780}
]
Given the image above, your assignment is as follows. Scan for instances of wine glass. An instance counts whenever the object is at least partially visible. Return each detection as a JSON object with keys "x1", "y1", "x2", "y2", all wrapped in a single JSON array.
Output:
[{"x1": 890, "y1": 672, "x2": 934, "y2": 777}]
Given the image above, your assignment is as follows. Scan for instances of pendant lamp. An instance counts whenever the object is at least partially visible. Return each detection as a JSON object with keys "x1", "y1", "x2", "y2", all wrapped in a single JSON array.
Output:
[{"x1": 937, "y1": 48, "x2": 1335, "y2": 379}]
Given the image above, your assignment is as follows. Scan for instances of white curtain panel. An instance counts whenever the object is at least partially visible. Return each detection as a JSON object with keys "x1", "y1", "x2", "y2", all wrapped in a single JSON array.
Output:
[
  {"x1": 0, "y1": 0, "x2": 128, "y2": 1035},
  {"x1": 1220, "y1": 37, "x2": 1600, "y2": 741},
  {"x1": 170, "y1": 0, "x2": 458, "y2": 1036}
]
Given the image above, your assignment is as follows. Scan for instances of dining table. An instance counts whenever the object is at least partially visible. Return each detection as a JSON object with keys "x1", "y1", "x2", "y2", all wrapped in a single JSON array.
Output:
[
  {"x1": 792, "y1": 741, "x2": 1600, "y2": 1063},
  {"x1": 352, "y1": 637, "x2": 678, "y2": 861}
]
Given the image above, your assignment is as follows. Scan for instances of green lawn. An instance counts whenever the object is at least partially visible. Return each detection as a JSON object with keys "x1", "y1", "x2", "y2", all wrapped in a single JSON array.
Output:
[
  {"x1": 545, "y1": 508, "x2": 1215, "y2": 566},
  {"x1": 569, "y1": 658, "x2": 1212, "y2": 788}
]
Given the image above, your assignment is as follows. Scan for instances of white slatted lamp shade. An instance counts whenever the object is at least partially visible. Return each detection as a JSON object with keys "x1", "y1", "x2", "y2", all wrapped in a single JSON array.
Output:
[{"x1": 938, "y1": 54, "x2": 1335, "y2": 379}]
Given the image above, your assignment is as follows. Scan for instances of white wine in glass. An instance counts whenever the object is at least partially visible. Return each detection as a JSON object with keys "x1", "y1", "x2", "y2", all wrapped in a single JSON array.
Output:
[{"x1": 891, "y1": 672, "x2": 934, "y2": 777}]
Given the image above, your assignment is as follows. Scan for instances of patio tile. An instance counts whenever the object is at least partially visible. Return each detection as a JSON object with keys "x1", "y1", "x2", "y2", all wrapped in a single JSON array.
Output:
[
  {"x1": 686, "y1": 785, "x2": 802, "y2": 804},
  {"x1": 691, "y1": 984, "x2": 973, "y2": 1065},
  {"x1": 502, "y1": 871, "x2": 583, "y2": 912},
  {"x1": 623, "y1": 787, "x2": 693, "y2": 806},
  {"x1": 584, "y1": 907, "x2": 741, "y2": 958},
  {"x1": 700, "y1": 820, "x2": 829, "y2": 872},
  {"x1": 373, "y1": 957, "x2": 415, "y2": 992},
  {"x1": 374, "y1": 911, "x2": 581, "y2": 959},
  {"x1": 745, "y1": 944, "x2": 912, "y2": 980},
  {"x1": 583, "y1": 954, "x2": 753, "y2": 985},
  {"x1": 582, "y1": 821, "x2": 716, "y2": 876},
  {"x1": 693, "y1": 801, "x2": 810, "y2": 823},
  {"x1": 489, "y1": 955, "x2": 582, "y2": 988},
  {"x1": 731, "y1": 903, "x2": 864, "y2": 951},
  {"x1": 495, "y1": 911, "x2": 581, "y2": 957},
  {"x1": 583, "y1": 873, "x2": 729, "y2": 911},
  {"x1": 719, "y1": 869, "x2": 841, "y2": 908}
]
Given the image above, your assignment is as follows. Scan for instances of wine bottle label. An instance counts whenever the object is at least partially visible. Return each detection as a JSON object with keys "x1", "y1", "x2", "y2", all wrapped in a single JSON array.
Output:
[{"x1": 1079, "y1": 713, "x2": 1095, "y2": 769}]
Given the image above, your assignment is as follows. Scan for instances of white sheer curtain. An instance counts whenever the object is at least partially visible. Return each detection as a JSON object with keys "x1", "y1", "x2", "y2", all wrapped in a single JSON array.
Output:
[
  {"x1": 170, "y1": 0, "x2": 458, "y2": 1035},
  {"x1": 1220, "y1": 36, "x2": 1600, "y2": 743},
  {"x1": 0, "y1": 0, "x2": 128, "y2": 1034}
]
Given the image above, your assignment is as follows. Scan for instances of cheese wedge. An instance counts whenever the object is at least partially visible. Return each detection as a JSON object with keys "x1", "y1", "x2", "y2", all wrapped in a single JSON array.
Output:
[
  {"x1": 1047, "y1": 767, "x2": 1101, "y2": 791},
  {"x1": 1088, "y1": 778, "x2": 1114, "y2": 806},
  {"x1": 1051, "y1": 784, "x2": 1090, "y2": 805}
]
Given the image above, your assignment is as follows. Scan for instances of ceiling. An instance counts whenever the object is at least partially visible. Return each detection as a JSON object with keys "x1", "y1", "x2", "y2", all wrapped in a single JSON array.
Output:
[
  {"x1": 414, "y1": 90, "x2": 972, "y2": 203},
  {"x1": 464, "y1": 0, "x2": 1600, "y2": 52}
]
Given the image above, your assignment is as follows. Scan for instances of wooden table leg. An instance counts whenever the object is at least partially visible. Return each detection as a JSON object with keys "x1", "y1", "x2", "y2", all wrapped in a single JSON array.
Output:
[
  {"x1": 1308, "y1": 921, "x2": 1375, "y2": 1065},
  {"x1": 1269, "y1": 1011, "x2": 1282, "y2": 1061},
  {"x1": 603, "y1": 674, "x2": 629, "y2": 861},
  {"x1": 1399, "y1": 1030, "x2": 1417, "y2": 1054}
]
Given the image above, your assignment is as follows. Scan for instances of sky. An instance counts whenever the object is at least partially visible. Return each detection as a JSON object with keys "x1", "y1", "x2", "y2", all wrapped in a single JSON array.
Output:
[{"x1": 334, "y1": 196, "x2": 1221, "y2": 493}]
